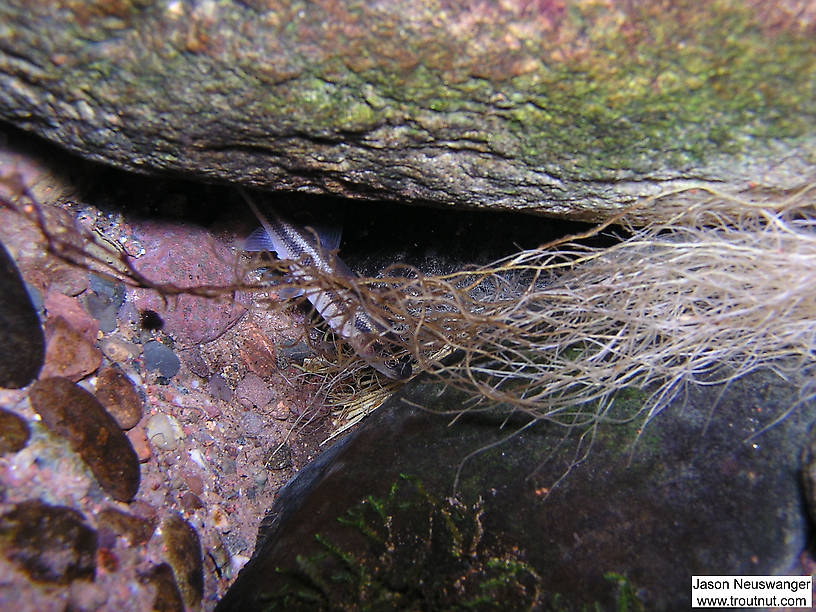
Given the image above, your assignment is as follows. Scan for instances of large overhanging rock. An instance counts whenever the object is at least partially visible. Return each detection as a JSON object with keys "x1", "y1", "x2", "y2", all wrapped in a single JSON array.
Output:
[{"x1": 1, "y1": 1, "x2": 815, "y2": 221}]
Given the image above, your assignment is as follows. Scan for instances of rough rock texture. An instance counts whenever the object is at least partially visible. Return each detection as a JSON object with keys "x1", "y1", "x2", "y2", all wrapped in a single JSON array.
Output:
[{"x1": 1, "y1": 1, "x2": 815, "y2": 221}]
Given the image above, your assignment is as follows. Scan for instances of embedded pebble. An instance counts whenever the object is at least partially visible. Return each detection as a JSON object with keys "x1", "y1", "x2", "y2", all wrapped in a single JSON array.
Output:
[
  {"x1": 41, "y1": 316, "x2": 102, "y2": 381},
  {"x1": 43, "y1": 291, "x2": 99, "y2": 341},
  {"x1": 96, "y1": 507, "x2": 156, "y2": 547},
  {"x1": 0, "y1": 500, "x2": 97, "y2": 584},
  {"x1": 139, "y1": 563, "x2": 184, "y2": 612},
  {"x1": 84, "y1": 275, "x2": 125, "y2": 334},
  {"x1": 144, "y1": 413, "x2": 185, "y2": 451},
  {"x1": 209, "y1": 506, "x2": 230, "y2": 532},
  {"x1": 127, "y1": 423, "x2": 152, "y2": 462},
  {"x1": 100, "y1": 337, "x2": 139, "y2": 363},
  {"x1": 241, "y1": 411, "x2": 263, "y2": 437},
  {"x1": 83, "y1": 292, "x2": 119, "y2": 333},
  {"x1": 181, "y1": 347, "x2": 210, "y2": 378},
  {"x1": 95, "y1": 365, "x2": 143, "y2": 429},
  {"x1": 143, "y1": 340, "x2": 181, "y2": 378},
  {"x1": 0, "y1": 407, "x2": 30, "y2": 455},
  {"x1": 0, "y1": 240, "x2": 45, "y2": 388},
  {"x1": 235, "y1": 372, "x2": 274, "y2": 409},
  {"x1": 161, "y1": 514, "x2": 203, "y2": 609},
  {"x1": 208, "y1": 373, "x2": 232, "y2": 402},
  {"x1": 88, "y1": 273, "x2": 125, "y2": 305},
  {"x1": 28, "y1": 377, "x2": 141, "y2": 502},
  {"x1": 276, "y1": 340, "x2": 312, "y2": 367}
]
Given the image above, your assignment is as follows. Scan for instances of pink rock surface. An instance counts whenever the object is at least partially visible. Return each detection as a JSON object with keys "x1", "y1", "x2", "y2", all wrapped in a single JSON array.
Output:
[
  {"x1": 130, "y1": 223, "x2": 245, "y2": 346},
  {"x1": 44, "y1": 291, "x2": 99, "y2": 342}
]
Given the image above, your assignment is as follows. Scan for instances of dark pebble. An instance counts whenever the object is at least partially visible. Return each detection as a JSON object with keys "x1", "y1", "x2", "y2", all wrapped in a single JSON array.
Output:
[
  {"x1": 162, "y1": 514, "x2": 203, "y2": 609},
  {"x1": 95, "y1": 365, "x2": 143, "y2": 429},
  {"x1": 181, "y1": 347, "x2": 209, "y2": 378},
  {"x1": 29, "y1": 377, "x2": 141, "y2": 502},
  {"x1": 140, "y1": 563, "x2": 185, "y2": 612},
  {"x1": 276, "y1": 340, "x2": 311, "y2": 367},
  {"x1": 0, "y1": 500, "x2": 97, "y2": 584},
  {"x1": 0, "y1": 407, "x2": 30, "y2": 455},
  {"x1": 88, "y1": 273, "x2": 125, "y2": 307},
  {"x1": 207, "y1": 374, "x2": 232, "y2": 402},
  {"x1": 0, "y1": 240, "x2": 44, "y2": 388},
  {"x1": 83, "y1": 292, "x2": 119, "y2": 334},
  {"x1": 96, "y1": 507, "x2": 156, "y2": 547},
  {"x1": 143, "y1": 341, "x2": 181, "y2": 378}
]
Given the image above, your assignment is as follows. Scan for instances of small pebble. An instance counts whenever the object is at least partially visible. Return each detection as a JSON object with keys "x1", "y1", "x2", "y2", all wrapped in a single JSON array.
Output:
[
  {"x1": 41, "y1": 316, "x2": 102, "y2": 381},
  {"x1": 43, "y1": 291, "x2": 99, "y2": 341},
  {"x1": 235, "y1": 372, "x2": 274, "y2": 409},
  {"x1": 95, "y1": 365, "x2": 143, "y2": 429},
  {"x1": 96, "y1": 507, "x2": 156, "y2": 547},
  {"x1": 161, "y1": 514, "x2": 204, "y2": 609},
  {"x1": 209, "y1": 506, "x2": 230, "y2": 532},
  {"x1": 0, "y1": 500, "x2": 97, "y2": 584},
  {"x1": 252, "y1": 468, "x2": 268, "y2": 488},
  {"x1": 83, "y1": 292, "x2": 119, "y2": 334},
  {"x1": 241, "y1": 411, "x2": 263, "y2": 437},
  {"x1": 100, "y1": 337, "x2": 139, "y2": 363},
  {"x1": 139, "y1": 563, "x2": 184, "y2": 612},
  {"x1": 0, "y1": 407, "x2": 30, "y2": 455},
  {"x1": 143, "y1": 340, "x2": 181, "y2": 378},
  {"x1": 144, "y1": 413, "x2": 185, "y2": 451},
  {"x1": 207, "y1": 374, "x2": 232, "y2": 402},
  {"x1": 88, "y1": 273, "x2": 125, "y2": 306},
  {"x1": 29, "y1": 377, "x2": 141, "y2": 502},
  {"x1": 180, "y1": 492, "x2": 204, "y2": 513},
  {"x1": 126, "y1": 423, "x2": 152, "y2": 462}
]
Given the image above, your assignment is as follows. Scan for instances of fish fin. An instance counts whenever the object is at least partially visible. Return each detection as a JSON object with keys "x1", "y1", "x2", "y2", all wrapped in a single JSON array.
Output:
[
  {"x1": 305, "y1": 225, "x2": 342, "y2": 251},
  {"x1": 276, "y1": 282, "x2": 305, "y2": 299},
  {"x1": 243, "y1": 227, "x2": 279, "y2": 253}
]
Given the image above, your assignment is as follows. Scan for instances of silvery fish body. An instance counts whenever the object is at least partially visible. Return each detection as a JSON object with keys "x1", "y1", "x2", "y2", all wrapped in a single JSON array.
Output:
[{"x1": 240, "y1": 191, "x2": 411, "y2": 380}]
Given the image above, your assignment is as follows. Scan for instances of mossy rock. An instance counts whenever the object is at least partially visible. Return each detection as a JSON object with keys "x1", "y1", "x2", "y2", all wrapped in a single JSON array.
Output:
[{"x1": 1, "y1": 1, "x2": 815, "y2": 221}]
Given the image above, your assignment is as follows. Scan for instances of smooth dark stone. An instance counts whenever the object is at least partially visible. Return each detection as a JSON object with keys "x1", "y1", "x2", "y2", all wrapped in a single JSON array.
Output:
[
  {"x1": 143, "y1": 341, "x2": 181, "y2": 379},
  {"x1": 218, "y1": 369, "x2": 814, "y2": 611},
  {"x1": 0, "y1": 240, "x2": 44, "y2": 388}
]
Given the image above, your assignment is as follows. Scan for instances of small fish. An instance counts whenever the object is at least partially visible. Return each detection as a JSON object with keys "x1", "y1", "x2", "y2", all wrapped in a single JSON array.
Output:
[{"x1": 239, "y1": 189, "x2": 412, "y2": 380}]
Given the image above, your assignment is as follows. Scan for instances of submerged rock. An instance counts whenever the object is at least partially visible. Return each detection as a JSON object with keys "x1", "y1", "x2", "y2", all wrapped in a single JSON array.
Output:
[
  {"x1": 0, "y1": 407, "x2": 29, "y2": 455},
  {"x1": 0, "y1": 239, "x2": 44, "y2": 388},
  {"x1": 0, "y1": 500, "x2": 97, "y2": 584},
  {"x1": 41, "y1": 315, "x2": 102, "y2": 381},
  {"x1": 95, "y1": 365, "x2": 143, "y2": 430},
  {"x1": 139, "y1": 563, "x2": 185, "y2": 612},
  {"x1": 161, "y1": 514, "x2": 203, "y2": 610},
  {"x1": 1, "y1": 2, "x2": 814, "y2": 222},
  {"x1": 29, "y1": 377, "x2": 141, "y2": 502},
  {"x1": 219, "y1": 369, "x2": 814, "y2": 611}
]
